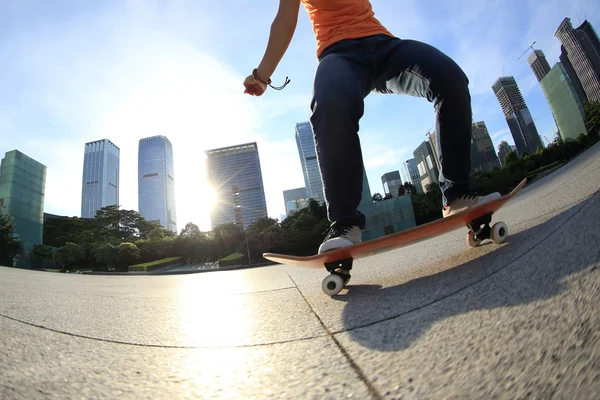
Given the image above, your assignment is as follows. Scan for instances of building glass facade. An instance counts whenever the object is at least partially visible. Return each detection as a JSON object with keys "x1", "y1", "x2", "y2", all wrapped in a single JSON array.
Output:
[
  {"x1": 403, "y1": 158, "x2": 423, "y2": 193},
  {"x1": 283, "y1": 187, "x2": 308, "y2": 216},
  {"x1": 540, "y1": 63, "x2": 588, "y2": 142},
  {"x1": 206, "y1": 142, "x2": 268, "y2": 230},
  {"x1": 0, "y1": 150, "x2": 46, "y2": 256},
  {"x1": 559, "y1": 45, "x2": 588, "y2": 108},
  {"x1": 138, "y1": 136, "x2": 177, "y2": 232},
  {"x1": 555, "y1": 18, "x2": 600, "y2": 102},
  {"x1": 81, "y1": 139, "x2": 120, "y2": 218},
  {"x1": 295, "y1": 122, "x2": 325, "y2": 204},
  {"x1": 471, "y1": 121, "x2": 501, "y2": 172},
  {"x1": 381, "y1": 171, "x2": 402, "y2": 197},
  {"x1": 413, "y1": 141, "x2": 439, "y2": 192}
]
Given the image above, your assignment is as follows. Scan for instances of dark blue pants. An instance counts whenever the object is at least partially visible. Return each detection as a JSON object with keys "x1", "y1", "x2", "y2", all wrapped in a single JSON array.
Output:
[{"x1": 310, "y1": 34, "x2": 472, "y2": 229}]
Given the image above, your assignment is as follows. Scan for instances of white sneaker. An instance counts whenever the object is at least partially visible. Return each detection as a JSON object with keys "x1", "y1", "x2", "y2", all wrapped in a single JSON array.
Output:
[
  {"x1": 318, "y1": 225, "x2": 362, "y2": 254},
  {"x1": 442, "y1": 192, "x2": 502, "y2": 218}
]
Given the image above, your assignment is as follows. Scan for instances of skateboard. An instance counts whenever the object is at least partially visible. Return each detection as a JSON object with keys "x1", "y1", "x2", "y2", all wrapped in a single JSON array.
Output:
[{"x1": 264, "y1": 178, "x2": 527, "y2": 296}]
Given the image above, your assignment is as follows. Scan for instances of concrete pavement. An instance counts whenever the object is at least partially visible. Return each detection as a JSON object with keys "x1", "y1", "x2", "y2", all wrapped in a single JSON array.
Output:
[{"x1": 1, "y1": 142, "x2": 599, "y2": 399}]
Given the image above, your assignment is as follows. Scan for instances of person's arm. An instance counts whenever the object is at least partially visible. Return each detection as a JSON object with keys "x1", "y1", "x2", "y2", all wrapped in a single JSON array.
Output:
[{"x1": 244, "y1": 0, "x2": 301, "y2": 96}]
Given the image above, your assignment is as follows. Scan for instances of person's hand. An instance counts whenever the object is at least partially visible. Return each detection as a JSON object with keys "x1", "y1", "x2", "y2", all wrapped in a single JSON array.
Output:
[{"x1": 244, "y1": 74, "x2": 267, "y2": 96}]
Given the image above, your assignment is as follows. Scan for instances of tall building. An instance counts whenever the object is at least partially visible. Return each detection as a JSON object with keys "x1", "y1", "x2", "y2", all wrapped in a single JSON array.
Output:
[
  {"x1": 540, "y1": 63, "x2": 588, "y2": 142},
  {"x1": 527, "y1": 50, "x2": 552, "y2": 82},
  {"x1": 295, "y1": 122, "x2": 324, "y2": 204},
  {"x1": 555, "y1": 18, "x2": 600, "y2": 102},
  {"x1": 205, "y1": 142, "x2": 267, "y2": 230},
  {"x1": 0, "y1": 150, "x2": 46, "y2": 257},
  {"x1": 413, "y1": 141, "x2": 439, "y2": 192},
  {"x1": 138, "y1": 136, "x2": 177, "y2": 232},
  {"x1": 492, "y1": 77, "x2": 542, "y2": 155},
  {"x1": 560, "y1": 45, "x2": 588, "y2": 108},
  {"x1": 283, "y1": 187, "x2": 308, "y2": 216},
  {"x1": 403, "y1": 158, "x2": 423, "y2": 193},
  {"x1": 381, "y1": 171, "x2": 402, "y2": 197},
  {"x1": 497, "y1": 141, "x2": 513, "y2": 167},
  {"x1": 81, "y1": 139, "x2": 120, "y2": 219},
  {"x1": 426, "y1": 131, "x2": 442, "y2": 170},
  {"x1": 471, "y1": 121, "x2": 501, "y2": 172}
]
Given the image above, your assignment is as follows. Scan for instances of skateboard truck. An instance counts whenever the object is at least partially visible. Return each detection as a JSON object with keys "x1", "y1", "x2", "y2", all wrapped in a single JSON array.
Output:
[
  {"x1": 322, "y1": 258, "x2": 353, "y2": 296},
  {"x1": 466, "y1": 212, "x2": 508, "y2": 248}
]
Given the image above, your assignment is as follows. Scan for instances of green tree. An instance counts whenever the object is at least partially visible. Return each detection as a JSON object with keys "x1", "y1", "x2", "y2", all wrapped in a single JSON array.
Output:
[
  {"x1": 148, "y1": 227, "x2": 166, "y2": 241},
  {"x1": 372, "y1": 193, "x2": 383, "y2": 202},
  {"x1": 504, "y1": 151, "x2": 518, "y2": 166},
  {"x1": 114, "y1": 242, "x2": 141, "y2": 270},
  {"x1": 383, "y1": 193, "x2": 393, "y2": 200},
  {"x1": 31, "y1": 244, "x2": 53, "y2": 260},
  {"x1": 584, "y1": 100, "x2": 600, "y2": 138},
  {"x1": 95, "y1": 205, "x2": 159, "y2": 242},
  {"x1": 95, "y1": 243, "x2": 116, "y2": 270},
  {"x1": 210, "y1": 223, "x2": 244, "y2": 258},
  {"x1": 0, "y1": 212, "x2": 20, "y2": 263},
  {"x1": 180, "y1": 222, "x2": 201, "y2": 237},
  {"x1": 54, "y1": 242, "x2": 85, "y2": 269}
]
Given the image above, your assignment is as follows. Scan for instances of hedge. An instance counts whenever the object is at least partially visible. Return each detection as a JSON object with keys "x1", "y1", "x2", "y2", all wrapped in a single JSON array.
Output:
[{"x1": 128, "y1": 257, "x2": 182, "y2": 272}]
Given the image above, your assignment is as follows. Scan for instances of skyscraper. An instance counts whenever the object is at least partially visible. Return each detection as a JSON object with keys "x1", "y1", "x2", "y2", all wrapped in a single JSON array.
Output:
[
  {"x1": 497, "y1": 141, "x2": 513, "y2": 167},
  {"x1": 413, "y1": 141, "x2": 439, "y2": 192},
  {"x1": 283, "y1": 187, "x2": 308, "y2": 216},
  {"x1": 138, "y1": 135, "x2": 177, "y2": 232},
  {"x1": 426, "y1": 131, "x2": 442, "y2": 170},
  {"x1": 205, "y1": 142, "x2": 267, "y2": 230},
  {"x1": 403, "y1": 158, "x2": 423, "y2": 193},
  {"x1": 381, "y1": 171, "x2": 402, "y2": 197},
  {"x1": 81, "y1": 139, "x2": 120, "y2": 219},
  {"x1": 471, "y1": 121, "x2": 501, "y2": 172},
  {"x1": 0, "y1": 150, "x2": 46, "y2": 257},
  {"x1": 555, "y1": 18, "x2": 600, "y2": 102},
  {"x1": 492, "y1": 77, "x2": 542, "y2": 155},
  {"x1": 527, "y1": 49, "x2": 552, "y2": 82},
  {"x1": 295, "y1": 122, "x2": 324, "y2": 204},
  {"x1": 540, "y1": 63, "x2": 588, "y2": 142},
  {"x1": 560, "y1": 45, "x2": 588, "y2": 108}
]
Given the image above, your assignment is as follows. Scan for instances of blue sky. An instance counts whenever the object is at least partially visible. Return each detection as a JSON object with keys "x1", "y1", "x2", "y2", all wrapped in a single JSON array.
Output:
[{"x1": 1, "y1": 0, "x2": 598, "y2": 231}]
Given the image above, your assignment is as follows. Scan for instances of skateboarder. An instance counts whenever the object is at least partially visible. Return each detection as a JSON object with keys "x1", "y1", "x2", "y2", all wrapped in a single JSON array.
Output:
[{"x1": 243, "y1": 0, "x2": 501, "y2": 253}]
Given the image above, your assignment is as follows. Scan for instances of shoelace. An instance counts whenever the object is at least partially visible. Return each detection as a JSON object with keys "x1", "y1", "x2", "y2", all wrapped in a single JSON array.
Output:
[{"x1": 322, "y1": 226, "x2": 353, "y2": 239}]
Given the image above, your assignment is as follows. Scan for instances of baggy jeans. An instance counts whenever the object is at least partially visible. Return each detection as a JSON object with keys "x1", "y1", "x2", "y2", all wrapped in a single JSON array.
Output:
[{"x1": 310, "y1": 34, "x2": 472, "y2": 229}]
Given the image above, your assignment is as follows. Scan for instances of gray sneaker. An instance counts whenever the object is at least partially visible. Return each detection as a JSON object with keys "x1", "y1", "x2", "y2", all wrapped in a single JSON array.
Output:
[
  {"x1": 442, "y1": 192, "x2": 502, "y2": 218},
  {"x1": 318, "y1": 225, "x2": 362, "y2": 254}
]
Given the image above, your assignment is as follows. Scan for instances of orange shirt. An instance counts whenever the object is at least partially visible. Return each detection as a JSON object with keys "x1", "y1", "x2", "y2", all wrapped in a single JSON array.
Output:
[{"x1": 301, "y1": 0, "x2": 394, "y2": 57}]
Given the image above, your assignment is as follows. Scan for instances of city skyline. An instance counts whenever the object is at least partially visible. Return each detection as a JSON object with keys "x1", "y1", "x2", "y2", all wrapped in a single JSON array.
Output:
[{"x1": 1, "y1": 2, "x2": 598, "y2": 231}]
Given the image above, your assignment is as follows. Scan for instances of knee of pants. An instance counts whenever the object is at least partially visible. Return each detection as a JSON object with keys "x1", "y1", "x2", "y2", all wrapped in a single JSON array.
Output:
[{"x1": 311, "y1": 81, "x2": 364, "y2": 122}]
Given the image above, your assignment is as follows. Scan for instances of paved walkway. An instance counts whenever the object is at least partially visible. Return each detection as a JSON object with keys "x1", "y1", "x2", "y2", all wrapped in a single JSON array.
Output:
[{"x1": 1, "y1": 143, "x2": 599, "y2": 399}]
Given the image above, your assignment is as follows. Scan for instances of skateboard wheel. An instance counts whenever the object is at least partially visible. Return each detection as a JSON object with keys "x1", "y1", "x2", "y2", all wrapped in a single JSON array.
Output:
[
  {"x1": 466, "y1": 230, "x2": 481, "y2": 248},
  {"x1": 490, "y1": 221, "x2": 508, "y2": 244},
  {"x1": 322, "y1": 274, "x2": 345, "y2": 296}
]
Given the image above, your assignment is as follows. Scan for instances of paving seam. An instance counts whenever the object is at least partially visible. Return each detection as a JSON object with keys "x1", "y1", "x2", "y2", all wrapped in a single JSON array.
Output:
[
  {"x1": 286, "y1": 273, "x2": 383, "y2": 400},
  {"x1": 329, "y1": 188, "x2": 598, "y2": 334},
  {"x1": 0, "y1": 285, "x2": 297, "y2": 300},
  {"x1": 0, "y1": 312, "x2": 331, "y2": 349}
]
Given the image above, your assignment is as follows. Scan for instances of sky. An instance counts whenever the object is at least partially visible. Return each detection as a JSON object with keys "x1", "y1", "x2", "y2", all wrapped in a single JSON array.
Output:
[{"x1": 1, "y1": 0, "x2": 598, "y2": 232}]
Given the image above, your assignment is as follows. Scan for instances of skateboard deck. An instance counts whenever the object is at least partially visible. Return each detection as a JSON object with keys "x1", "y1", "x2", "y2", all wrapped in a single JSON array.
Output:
[{"x1": 264, "y1": 178, "x2": 527, "y2": 269}]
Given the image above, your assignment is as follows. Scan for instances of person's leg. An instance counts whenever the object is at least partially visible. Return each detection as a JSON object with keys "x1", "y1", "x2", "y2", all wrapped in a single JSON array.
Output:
[
  {"x1": 310, "y1": 41, "x2": 373, "y2": 230},
  {"x1": 370, "y1": 37, "x2": 473, "y2": 206}
]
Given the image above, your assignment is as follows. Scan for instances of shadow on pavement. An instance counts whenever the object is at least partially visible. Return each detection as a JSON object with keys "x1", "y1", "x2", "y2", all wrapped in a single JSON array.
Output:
[{"x1": 335, "y1": 193, "x2": 599, "y2": 351}]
